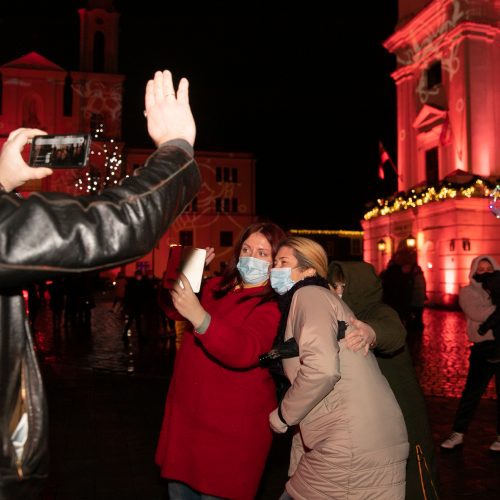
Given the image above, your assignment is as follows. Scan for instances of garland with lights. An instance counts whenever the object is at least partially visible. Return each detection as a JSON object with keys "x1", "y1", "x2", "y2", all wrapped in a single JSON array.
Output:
[
  {"x1": 489, "y1": 185, "x2": 500, "y2": 219},
  {"x1": 364, "y1": 175, "x2": 498, "y2": 221}
]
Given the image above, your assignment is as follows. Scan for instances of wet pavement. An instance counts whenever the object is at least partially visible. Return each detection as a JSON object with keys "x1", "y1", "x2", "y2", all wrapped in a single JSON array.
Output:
[{"x1": 31, "y1": 293, "x2": 499, "y2": 499}]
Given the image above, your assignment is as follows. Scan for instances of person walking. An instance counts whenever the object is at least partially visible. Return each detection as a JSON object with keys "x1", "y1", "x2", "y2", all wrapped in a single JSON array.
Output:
[{"x1": 441, "y1": 255, "x2": 500, "y2": 452}]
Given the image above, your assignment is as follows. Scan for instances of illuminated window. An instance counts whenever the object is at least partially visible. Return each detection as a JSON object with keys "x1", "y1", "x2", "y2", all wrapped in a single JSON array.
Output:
[
  {"x1": 425, "y1": 147, "x2": 439, "y2": 186},
  {"x1": 351, "y1": 238, "x2": 363, "y2": 256},
  {"x1": 191, "y1": 197, "x2": 198, "y2": 212},
  {"x1": 179, "y1": 230, "x2": 193, "y2": 246},
  {"x1": 63, "y1": 74, "x2": 73, "y2": 116},
  {"x1": 220, "y1": 231, "x2": 233, "y2": 247},
  {"x1": 93, "y1": 31, "x2": 105, "y2": 73},
  {"x1": 426, "y1": 61, "x2": 442, "y2": 89}
]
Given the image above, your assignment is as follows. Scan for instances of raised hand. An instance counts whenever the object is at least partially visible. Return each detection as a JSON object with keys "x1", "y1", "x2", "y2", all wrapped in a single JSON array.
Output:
[{"x1": 144, "y1": 70, "x2": 196, "y2": 147}]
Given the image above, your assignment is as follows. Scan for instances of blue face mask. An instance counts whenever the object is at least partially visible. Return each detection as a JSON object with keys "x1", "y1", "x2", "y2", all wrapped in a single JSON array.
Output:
[
  {"x1": 270, "y1": 267, "x2": 296, "y2": 295},
  {"x1": 237, "y1": 256, "x2": 270, "y2": 285}
]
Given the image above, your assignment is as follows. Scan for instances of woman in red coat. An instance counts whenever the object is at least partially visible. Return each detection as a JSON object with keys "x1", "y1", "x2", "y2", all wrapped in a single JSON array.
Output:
[{"x1": 156, "y1": 222, "x2": 286, "y2": 500}]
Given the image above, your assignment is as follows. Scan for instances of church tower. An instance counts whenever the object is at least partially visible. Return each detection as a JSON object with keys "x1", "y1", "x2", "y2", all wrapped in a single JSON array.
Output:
[
  {"x1": 72, "y1": 0, "x2": 124, "y2": 138},
  {"x1": 362, "y1": 0, "x2": 500, "y2": 306},
  {"x1": 78, "y1": 0, "x2": 120, "y2": 74}
]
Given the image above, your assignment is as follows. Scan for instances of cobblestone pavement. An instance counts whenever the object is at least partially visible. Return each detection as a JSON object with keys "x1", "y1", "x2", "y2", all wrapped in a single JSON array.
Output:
[{"x1": 33, "y1": 295, "x2": 499, "y2": 499}]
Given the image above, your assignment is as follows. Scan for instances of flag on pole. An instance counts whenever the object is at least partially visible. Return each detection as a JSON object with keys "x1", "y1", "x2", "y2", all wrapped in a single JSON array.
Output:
[
  {"x1": 439, "y1": 112, "x2": 452, "y2": 146},
  {"x1": 378, "y1": 141, "x2": 398, "y2": 179},
  {"x1": 378, "y1": 141, "x2": 390, "y2": 179}
]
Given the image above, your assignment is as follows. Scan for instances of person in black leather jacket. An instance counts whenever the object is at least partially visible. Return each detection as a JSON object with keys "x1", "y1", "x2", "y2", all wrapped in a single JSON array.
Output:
[{"x1": 0, "y1": 69, "x2": 201, "y2": 500}]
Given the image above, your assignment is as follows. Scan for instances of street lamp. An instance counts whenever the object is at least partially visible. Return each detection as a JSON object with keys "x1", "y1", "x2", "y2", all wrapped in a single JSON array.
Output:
[
  {"x1": 377, "y1": 239, "x2": 387, "y2": 252},
  {"x1": 406, "y1": 234, "x2": 416, "y2": 248}
]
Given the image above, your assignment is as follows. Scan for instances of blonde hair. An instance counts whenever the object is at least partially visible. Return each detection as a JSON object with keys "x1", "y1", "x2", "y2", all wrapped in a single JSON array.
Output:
[{"x1": 280, "y1": 236, "x2": 328, "y2": 278}]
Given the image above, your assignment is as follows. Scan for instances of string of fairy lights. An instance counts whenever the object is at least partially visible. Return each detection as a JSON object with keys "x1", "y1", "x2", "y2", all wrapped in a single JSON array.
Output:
[
  {"x1": 74, "y1": 120, "x2": 123, "y2": 193},
  {"x1": 489, "y1": 185, "x2": 500, "y2": 219},
  {"x1": 364, "y1": 178, "x2": 500, "y2": 221}
]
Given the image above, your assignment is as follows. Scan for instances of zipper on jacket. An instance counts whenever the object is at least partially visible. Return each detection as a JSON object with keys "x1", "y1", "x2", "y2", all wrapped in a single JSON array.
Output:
[{"x1": 15, "y1": 361, "x2": 27, "y2": 480}]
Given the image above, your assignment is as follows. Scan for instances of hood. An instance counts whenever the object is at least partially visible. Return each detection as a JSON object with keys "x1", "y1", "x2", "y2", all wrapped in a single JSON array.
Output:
[
  {"x1": 468, "y1": 255, "x2": 500, "y2": 285},
  {"x1": 328, "y1": 261, "x2": 382, "y2": 316}
]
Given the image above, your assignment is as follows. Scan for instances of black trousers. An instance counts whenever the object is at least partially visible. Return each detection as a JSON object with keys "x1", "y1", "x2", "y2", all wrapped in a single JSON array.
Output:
[{"x1": 453, "y1": 341, "x2": 500, "y2": 434}]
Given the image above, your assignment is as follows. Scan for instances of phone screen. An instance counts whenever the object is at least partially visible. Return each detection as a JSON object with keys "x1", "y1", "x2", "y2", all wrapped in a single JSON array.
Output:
[{"x1": 29, "y1": 134, "x2": 92, "y2": 168}]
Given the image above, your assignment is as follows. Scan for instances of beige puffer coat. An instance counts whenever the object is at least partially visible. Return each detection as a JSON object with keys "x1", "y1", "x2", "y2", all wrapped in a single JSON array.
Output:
[{"x1": 280, "y1": 286, "x2": 409, "y2": 499}]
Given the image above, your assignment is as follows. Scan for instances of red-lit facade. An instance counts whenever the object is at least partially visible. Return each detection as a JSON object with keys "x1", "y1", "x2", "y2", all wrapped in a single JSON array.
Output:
[
  {"x1": 0, "y1": 3, "x2": 255, "y2": 278},
  {"x1": 362, "y1": 0, "x2": 500, "y2": 306}
]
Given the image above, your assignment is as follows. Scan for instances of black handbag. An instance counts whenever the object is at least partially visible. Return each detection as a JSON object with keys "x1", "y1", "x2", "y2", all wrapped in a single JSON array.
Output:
[{"x1": 0, "y1": 320, "x2": 48, "y2": 500}]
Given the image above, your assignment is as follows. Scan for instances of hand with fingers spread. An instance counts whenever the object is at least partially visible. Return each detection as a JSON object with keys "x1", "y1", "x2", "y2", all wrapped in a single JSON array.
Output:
[
  {"x1": 345, "y1": 317, "x2": 376, "y2": 356},
  {"x1": 144, "y1": 70, "x2": 196, "y2": 147},
  {"x1": 0, "y1": 128, "x2": 53, "y2": 192}
]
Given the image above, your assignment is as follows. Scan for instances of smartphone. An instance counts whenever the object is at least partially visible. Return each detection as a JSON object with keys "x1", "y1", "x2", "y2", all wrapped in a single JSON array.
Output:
[
  {"x1": 164, "y1": 245, "x2": 207, "y2": 293},
  {"x1": 29, "y1": 133, "x2": 91, "y2": 168}
]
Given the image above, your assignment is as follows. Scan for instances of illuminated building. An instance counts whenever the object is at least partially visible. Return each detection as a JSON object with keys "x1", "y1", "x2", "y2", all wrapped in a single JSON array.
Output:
[{"x1": 362, "y1": 0, "x2": 500, "y2": 306}]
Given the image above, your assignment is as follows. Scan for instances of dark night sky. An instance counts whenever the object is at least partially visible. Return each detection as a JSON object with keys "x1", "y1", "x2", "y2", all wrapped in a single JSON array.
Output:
[{"x1": 0, "y1": 1, "x2": 399, "y2": 230}]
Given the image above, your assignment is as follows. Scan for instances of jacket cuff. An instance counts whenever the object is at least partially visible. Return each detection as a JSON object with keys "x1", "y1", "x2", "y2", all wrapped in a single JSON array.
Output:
[
  {"x1": 278, "y1": 405, "x2": 289, "y2": 426},
  {"x1": 159, "y1": 139, "x2": 194, "y2": 157}
]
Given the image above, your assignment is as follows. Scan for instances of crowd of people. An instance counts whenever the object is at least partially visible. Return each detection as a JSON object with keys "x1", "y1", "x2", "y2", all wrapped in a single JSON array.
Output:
[{"x1": 1, "y1": 67, "x2": 499, "y2": 500}]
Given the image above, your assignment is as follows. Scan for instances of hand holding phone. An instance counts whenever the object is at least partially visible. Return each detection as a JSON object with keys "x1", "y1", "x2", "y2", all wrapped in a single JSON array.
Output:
[
  {"x1": 29, "y1": 134, "x2": 91, "y2": 169},
  {"x1": 164, "y1": 246, "x2": 207, "y2": 293}
]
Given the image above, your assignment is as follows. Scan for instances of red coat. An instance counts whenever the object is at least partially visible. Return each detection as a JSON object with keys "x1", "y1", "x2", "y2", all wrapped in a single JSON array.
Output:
[{"x1": 155, "y1": 277, "x2": 280, "y2": 500}]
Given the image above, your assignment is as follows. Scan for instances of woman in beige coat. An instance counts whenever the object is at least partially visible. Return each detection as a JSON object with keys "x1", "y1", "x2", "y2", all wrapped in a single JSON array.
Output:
[{"x1": 269, "y1": 237, "x2": 409, "y2": 499}]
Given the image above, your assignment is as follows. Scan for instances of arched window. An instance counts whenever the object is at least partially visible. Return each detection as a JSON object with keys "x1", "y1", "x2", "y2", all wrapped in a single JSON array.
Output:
[
  {"x1": 22, "y1": 95, "x2": 43, "y2": 128},
  {"x1": 93, "y1": 31, "x2": 105, "y2": 73},
  {"x1": 63, "y1": 74, "x2": 73, "y2": 116}
]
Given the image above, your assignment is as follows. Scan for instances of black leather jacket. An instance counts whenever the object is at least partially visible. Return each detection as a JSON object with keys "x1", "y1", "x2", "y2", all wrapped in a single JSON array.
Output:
[{"x1": 0, "y1": 140, "x2": 200, "y2": 498}]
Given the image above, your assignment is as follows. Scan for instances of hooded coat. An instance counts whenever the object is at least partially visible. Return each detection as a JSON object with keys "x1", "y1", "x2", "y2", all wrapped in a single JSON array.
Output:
[
  {"x1": 330, "y1": 261, "x2": 438, "y2": 500},
  {"x1": 458, "y1": 255, "x2": 500, "y2": 343},
  {"x1": 280, "y1": 284, "x2": 408, "y2": 499}
]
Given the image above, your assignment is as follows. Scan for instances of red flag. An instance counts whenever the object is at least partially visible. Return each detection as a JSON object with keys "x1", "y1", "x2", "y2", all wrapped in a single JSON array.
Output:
[
  {"x1": 379, "y1": 141, "x2": 390, "y2": 164},
  {"x1": 378, "y1": 163, "x2": 385, "y2": 180},
  {"x1": 378, "y1": 141, "x2": 389, "y2": 179},
  {"x1": 378, "y1": 141, "x2": 398, "y2": 179},
  {"x1": 439, "y1": 113, "x2": 452, "y2": 146}
]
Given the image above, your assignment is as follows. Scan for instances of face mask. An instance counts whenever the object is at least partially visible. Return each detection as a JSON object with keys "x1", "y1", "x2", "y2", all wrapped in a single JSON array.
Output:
[
  {"x1": 270, "y1": 267, "x2": 296, "y2": 295},
  {"x1": 473, "y1": 271, "x2": 493, "y2": 283},
  {"x1": 237, "y1": 256, "x2": 270, "y2": 285}
]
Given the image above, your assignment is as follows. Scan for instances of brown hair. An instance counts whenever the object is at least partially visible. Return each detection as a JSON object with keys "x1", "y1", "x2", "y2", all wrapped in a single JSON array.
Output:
[{"x1": 213, "y1": 221, "x2": 286, "y2": 300}]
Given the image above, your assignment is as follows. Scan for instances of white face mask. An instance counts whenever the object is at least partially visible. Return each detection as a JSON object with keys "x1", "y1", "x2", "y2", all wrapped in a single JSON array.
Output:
[
  {"x1": 236, "y1": 256, "x2": 270, "y2": 285},
  {"x1": 270, "y1": 267, "x2": 296, "y2": 295}
]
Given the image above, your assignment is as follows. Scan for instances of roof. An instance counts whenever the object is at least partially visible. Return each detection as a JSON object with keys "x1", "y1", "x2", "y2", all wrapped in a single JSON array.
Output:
[{"x1": 1, "y1": 51, "x2": 65, "y2": 71}]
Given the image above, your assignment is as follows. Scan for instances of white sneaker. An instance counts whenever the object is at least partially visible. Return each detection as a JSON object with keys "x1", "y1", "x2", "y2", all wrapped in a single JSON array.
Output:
[
  {"x1": 489, "y1": 436, "x2": 500, "y2": 452},
  {"x1": 440, "y1": 432, "x2": 464, "y2": 450}
]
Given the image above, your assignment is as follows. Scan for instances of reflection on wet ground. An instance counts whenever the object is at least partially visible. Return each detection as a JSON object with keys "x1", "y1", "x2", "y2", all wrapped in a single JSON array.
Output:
[
  {"x1": 33, "y1": 298, "x2": 496, "y2": 399},
  {"x1": 33, "y1": 295, "x2": 499, "y2": 500}
]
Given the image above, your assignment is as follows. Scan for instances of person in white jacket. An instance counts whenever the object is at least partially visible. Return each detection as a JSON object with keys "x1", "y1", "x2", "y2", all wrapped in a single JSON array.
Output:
[
  {"x1": 268, "y1": 236, "x2": 408, "y2": 500},
  {"x1": 441, "y1": 255, "x2": 500, "y2": 452}
]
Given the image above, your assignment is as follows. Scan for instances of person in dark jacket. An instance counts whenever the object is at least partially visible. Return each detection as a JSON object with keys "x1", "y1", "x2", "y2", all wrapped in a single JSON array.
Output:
[
  {"x1": 475, "y1": 269, "x2": 500, "y2": 363},
  {"x1": 328, "y1": 260, "x2": 438, "y2": 500},
  {"x1": 0, "y1": 69, "x2": 200, "y2": 500}
]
